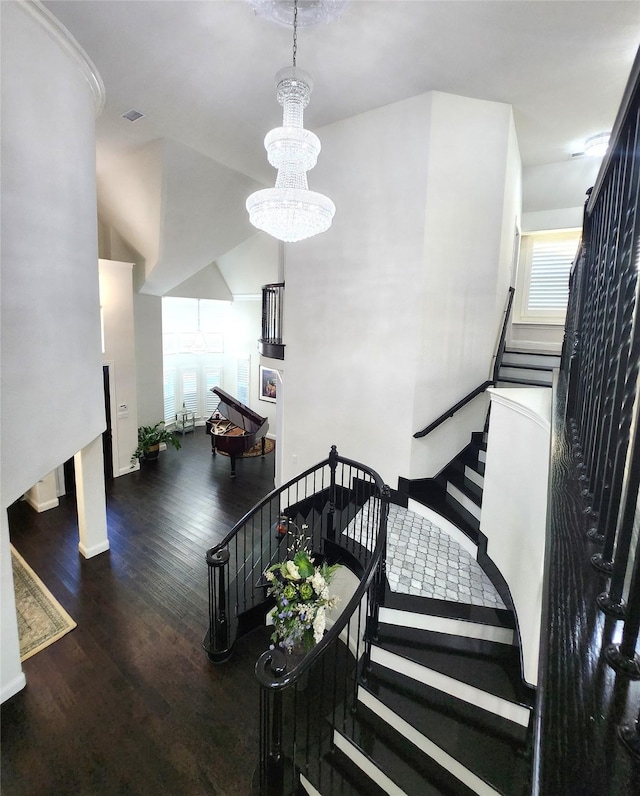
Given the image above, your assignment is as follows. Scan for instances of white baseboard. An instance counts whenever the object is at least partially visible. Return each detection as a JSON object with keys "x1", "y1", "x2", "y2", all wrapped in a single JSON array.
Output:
[
  {"x1": 24, "y1": 495, "x2": 60, "y2": 513},
  {"x1": 78, "y1": 539, "x2": 110, "y2": 559},
  {"x1": 1, "y1": 673, "x2": 26, "y2": 704}
]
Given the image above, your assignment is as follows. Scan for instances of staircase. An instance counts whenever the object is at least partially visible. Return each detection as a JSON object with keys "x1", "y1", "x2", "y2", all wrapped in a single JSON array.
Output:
[
  {"x1": 299, "y1": 493, "x2": 534, "y2": 794},
  {"x1": 496, "y1": 349, "x2": 560, "y2": 388}
]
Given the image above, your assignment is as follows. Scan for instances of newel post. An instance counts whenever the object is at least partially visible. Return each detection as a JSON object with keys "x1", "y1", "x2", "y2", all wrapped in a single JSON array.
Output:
[
  {"x1": 203, "y1": 547, "x2": 232, "y2": 663},
  {"x1": 327, "y1": 445, "x2": 338, "y2": 543}
]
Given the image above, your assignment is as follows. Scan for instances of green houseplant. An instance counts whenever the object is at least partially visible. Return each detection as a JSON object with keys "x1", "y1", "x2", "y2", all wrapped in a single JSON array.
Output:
[{"x1": 131, "y1": 422, "x2": 181, "y2": 464}]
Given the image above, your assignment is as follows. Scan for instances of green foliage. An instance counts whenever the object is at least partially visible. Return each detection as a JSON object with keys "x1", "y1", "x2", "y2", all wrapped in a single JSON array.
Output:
[
  {"x1": 131, "y1": 422, "x2": 181, "y2": 464},
  {"x1": 265, "y1": 526, "x2": 340, "y2": 653}
]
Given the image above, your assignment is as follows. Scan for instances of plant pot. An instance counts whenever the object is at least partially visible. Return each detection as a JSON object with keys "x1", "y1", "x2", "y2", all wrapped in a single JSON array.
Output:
[{"x1": 143, "y1": 444, "x2": 160, "y2": 461}]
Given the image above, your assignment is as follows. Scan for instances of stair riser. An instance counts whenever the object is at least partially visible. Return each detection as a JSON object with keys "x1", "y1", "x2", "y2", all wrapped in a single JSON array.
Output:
[
  {"x1": 502, "y1": 353, "x2": 561, "y2": 368},
  {"x1": 464, "y1": 466, "x2": 484, "y2": 489},
  {"x1": 333, "y1": 731, "x2": 405, "y2": 795},
  {"x1": 370, "y1": 646, "x2": 531, "y2": 728},
  {"x1": 357, "y1": 688, "x2": 502, "y2": 796},
  {"x1": 378, "y1": 607, "x2": 514, "y2": 645},
  {"x1": 446, "y1": 483, "x2": 482, "y2": 521},
  {"x1": 499, "y1": 366, "x2": 553, "y2": 384}
]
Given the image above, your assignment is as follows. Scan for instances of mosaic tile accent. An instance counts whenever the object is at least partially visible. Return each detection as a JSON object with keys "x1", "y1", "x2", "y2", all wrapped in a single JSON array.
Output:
[{"x1": 343, "y1": 502, "x2": 505, "y2": 610}]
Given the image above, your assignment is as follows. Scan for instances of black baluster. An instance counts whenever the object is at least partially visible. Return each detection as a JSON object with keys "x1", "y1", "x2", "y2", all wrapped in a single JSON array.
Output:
[
  {"x1": 203, "y1": 547, "x2": 232, "y2": 662},
  {"x1": 618, "y1": 702, "x2": 640, "y2": 760}
]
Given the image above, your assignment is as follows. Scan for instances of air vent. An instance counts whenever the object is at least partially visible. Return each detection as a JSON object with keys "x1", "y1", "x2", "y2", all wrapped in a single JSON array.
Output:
[{"x1": 121, "y1": 109, "x2": 145, "y2": 123}]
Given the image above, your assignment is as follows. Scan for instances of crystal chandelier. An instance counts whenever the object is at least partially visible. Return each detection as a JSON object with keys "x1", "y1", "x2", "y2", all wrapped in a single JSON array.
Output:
[{"x1": 246, "y1": 0, "x2": 335, "y2": 242}]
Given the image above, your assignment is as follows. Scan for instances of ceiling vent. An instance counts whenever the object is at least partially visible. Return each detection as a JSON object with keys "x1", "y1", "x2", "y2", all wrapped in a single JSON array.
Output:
[{"x1": 121, "y1": 109, "x2": 145, "y2": 123}]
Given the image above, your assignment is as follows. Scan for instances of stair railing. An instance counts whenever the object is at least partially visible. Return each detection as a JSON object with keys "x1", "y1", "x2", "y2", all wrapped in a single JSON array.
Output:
[
  {"x1": 413, "y1": 285, "x2": 514, "y2": 439},
  {"x1": 203, "y1": 447, "x2": 389, "y2": 794}
]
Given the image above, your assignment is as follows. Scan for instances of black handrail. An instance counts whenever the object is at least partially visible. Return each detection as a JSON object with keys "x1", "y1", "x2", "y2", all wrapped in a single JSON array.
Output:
[
  {"x1": 492, "y1": 286, "x2": 516, "y2": 382},
  {"x1": 413, "y1": 380, "x2": 494, "y2": 438},
  {"x1": 413, "y1": 285, "x2": 514, "y2": 439}
]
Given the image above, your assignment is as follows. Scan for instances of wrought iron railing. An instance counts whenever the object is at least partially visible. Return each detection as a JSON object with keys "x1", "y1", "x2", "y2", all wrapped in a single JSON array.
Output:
[
  {"x1": 562, "y1": 53, "x2": 640, "y2": 679},
  {"x1": 259, "y1": 282, "x2": 285, "y2": 359},
  {"x1": 203, "y1": 446, "x2": 389, "y2": 793}
]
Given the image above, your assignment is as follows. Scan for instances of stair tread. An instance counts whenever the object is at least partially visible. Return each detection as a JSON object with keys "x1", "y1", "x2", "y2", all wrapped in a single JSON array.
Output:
[
  {"x1": 340, "y1": 703, "x2": 477, "y2": 796},
  {"x1": 377, "y1": 622, "x2": 518, "y2": 662},
  {"x1": 304, "y1": 746, "x2": 389, "y2": 796},
  {"x1": 373, "y1": 627, "x2": 531, "y2": 707},
  {"x1": 364, "y1": 664, "x2": 531, "y2": 793},
  {"x1": 368, "y1": 661, "x2": 529, "y2": 744},
  {"x1": 383, "y1": 589, "x2": 515, "y2": 627},
  {"x1": 443, "y1": 468, "x2": 483, "y2": 506}
]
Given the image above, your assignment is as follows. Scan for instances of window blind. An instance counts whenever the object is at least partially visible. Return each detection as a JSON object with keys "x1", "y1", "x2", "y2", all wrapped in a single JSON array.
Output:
[
  {"x1": 181, "y1": 370, "x2": 198, "y2": 413},
  {"x1": 527, "y1": 236, "x2": 579, "y2": 312},
  {"x1": 204, "y1": 368, "x2": 222, "y2": 415},
  {"x1": 163, "y1": 370, "x2": 176, "y2": 424},
  {"x1": 237, "y1": 358, "x2": 250, "y2": 406}
]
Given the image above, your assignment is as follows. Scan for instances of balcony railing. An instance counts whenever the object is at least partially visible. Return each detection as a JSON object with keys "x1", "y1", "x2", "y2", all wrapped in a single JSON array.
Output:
[{"x1": 259, "y1": 282, "x2": 285, "y2": 360}]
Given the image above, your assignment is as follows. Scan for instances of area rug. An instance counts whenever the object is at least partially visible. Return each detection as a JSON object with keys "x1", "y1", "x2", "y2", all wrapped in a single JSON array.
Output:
[
  {"x1": 11, "y1": 546, "x2": 76, "y2": 661},
  {"x1": 217, "y1": 437, "x2": 275, "y2": 458}
]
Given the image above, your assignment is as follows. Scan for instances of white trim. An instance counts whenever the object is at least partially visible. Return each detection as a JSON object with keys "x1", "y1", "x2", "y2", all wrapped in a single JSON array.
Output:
[
  {"x1": 464, "y1": 466, "x2": 484, "y2": 489},
  {"x1": 446, "y1": 483, "x2": 481, "y2": 521},
  {"x1": 78, "y1": 539, "x2": 110, "y2": 559},
  {"x1": 24, "y1": 495, "x2": 59, "y2": 513},
  {"x1": 406, "y1": 500, "x2": 478, "y2": 558},
  {"x1": 299, "y1": 774, "x2": 322, "y2": 796},
  {"x1": 19, "y1": 1, "x2": 106, "y2": 116},
  {"x1": 487, "y1": 387, "x2": 551, "y2": 433},
  {"x1": 370, "y1": 646, "x2": 531, "y2": 727},
  {"x1": 1, "y1": 673, "x2": 27, "y2": 704},
  {"x1": 333, "y1": 731, "x2": 406, "y2": 795},
  {"x1": 358, "y1": 688, "x2": 501, "y2": 796},
  {"x1": 378, "y1": 607, "x2": 515, "y2": 645}
]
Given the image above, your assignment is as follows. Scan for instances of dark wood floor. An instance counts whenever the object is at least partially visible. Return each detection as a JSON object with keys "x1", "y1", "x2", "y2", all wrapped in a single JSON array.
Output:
[{"x1": 1, "y1": 429, "x2": 276, "y2": 796}]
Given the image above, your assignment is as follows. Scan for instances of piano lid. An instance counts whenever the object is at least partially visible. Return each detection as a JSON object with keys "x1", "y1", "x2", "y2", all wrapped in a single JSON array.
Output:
[{"x1": 211, "y1": 387, "x2": 267, "y2": 433}]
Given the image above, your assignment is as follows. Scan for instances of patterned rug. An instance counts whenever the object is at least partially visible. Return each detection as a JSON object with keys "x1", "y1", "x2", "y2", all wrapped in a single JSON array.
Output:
[
  {"x1": 11, "y1": 546, "x2": 76, "y2": 661},
  {"x1": 216, "y1": 437, "x2": 275, "y2": 458}
]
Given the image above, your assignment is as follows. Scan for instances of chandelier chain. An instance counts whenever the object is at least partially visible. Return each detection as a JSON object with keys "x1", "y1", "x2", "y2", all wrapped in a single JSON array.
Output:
[{"x1": 292, "y1": 0, "x2": 298, "y2": 66}]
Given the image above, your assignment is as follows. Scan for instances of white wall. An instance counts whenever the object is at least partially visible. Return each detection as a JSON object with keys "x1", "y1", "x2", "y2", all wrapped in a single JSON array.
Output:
[
  {"x1": 480, "y1": 387, "x2": 551, "y2": 686},
  {"x1": 99, "y1": 260, "x2": 139, "y2": 475},
  {"x1": 0, "y1": 0, "x2": 104, "y2": 701},
  {"x1": 280, "y1": 91, "x2": 520, "y2": 488},
  {"x1": 134, "y1": 293, "x2": 165, "y2": 426},
  {"x1": 411, "y1": 92, "x2": 520, "y2": 478}
]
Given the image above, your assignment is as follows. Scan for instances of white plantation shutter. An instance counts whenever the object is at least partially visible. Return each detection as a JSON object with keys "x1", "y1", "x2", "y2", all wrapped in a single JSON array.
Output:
[
  {"x1": 237, "y1": 357, "x2": 250, "y2": 405},
  {"x1": 204, "y1": 368, "x2": 222, "y2": 415},
  {"x1": 181, "y1": 370, "x2": 198, "y2": 414},
  {"x1": 527, "y1": 236, "x2": 579, "y2": 311},
  {"x1": 163, "y1": 369, "x2": 176, "y2": 424}
]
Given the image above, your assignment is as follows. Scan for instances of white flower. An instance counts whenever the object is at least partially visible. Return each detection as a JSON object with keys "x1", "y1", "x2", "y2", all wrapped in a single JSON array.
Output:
[
  {"x1": 265, "y1": 571, "x2": 274, "y2": 582},
  {"x1": 285, "y1": 560, "x2": 300, "y2": 580},
  {"x1": 310, "y1": 570, "x2": 326, "y2": 595},
  {"x1": 313, "y1": 606, "x2": 326, "y2": 643}
]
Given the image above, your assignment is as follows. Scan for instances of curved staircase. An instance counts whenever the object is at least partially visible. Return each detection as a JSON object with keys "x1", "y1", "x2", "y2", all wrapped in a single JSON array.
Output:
[{"x1": 300, "y1": 498, "x2": 534, "y2": 795}]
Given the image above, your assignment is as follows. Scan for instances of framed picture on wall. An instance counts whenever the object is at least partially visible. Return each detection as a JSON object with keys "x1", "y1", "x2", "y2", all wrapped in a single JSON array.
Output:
[{"x1": 259, "y1": 366, "x2": 278, "y2": 403}]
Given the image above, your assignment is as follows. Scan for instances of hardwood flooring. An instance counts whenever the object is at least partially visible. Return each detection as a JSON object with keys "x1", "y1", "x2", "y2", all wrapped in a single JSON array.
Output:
[{"x1": 1, "y1": 430, "x2": 276, "y2": 796}]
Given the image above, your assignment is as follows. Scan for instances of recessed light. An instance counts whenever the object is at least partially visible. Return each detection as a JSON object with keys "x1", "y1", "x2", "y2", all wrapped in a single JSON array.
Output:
[{"x1": 584, "y1": 132, "x2": 610, "y2": 157}]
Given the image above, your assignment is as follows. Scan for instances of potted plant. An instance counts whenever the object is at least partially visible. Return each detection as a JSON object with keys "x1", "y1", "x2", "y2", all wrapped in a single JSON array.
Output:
[{"x1": 131, "y1": 422, "x2": 181, "y2": 464}]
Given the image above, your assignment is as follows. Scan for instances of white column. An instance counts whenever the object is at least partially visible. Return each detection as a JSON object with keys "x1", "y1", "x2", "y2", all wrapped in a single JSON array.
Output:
[
  {"x1": 24, "y1": 470, "x2": 59, "y2": 512},
  {"x1": 0, "y1": 511, "x2": 26, "y2": 703},
  {"x1": 74, "y1": 435, "x2": 109, "y2": 558}
]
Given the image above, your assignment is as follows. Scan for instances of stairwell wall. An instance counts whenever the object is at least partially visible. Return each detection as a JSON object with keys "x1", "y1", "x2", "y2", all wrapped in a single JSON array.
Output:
[{"x1": 279, "y1": 91, "x2": 520, "y2": 488}]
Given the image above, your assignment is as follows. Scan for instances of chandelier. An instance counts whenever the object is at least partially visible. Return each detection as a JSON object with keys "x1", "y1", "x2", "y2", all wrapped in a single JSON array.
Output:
[{"x1": 246, "y1": 0, "x2": 336, "y2": 242}]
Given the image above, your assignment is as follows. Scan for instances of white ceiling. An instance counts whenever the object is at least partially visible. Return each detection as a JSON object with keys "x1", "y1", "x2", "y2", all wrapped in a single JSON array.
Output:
[{"x1": 41, "y1": 0, "x2": 640, "y2": 293}]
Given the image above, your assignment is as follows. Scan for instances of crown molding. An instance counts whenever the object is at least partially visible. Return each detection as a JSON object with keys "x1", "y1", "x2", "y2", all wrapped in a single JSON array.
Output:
[{"x1": 17, "y1": 1, "x2": 106, "y2": 117}]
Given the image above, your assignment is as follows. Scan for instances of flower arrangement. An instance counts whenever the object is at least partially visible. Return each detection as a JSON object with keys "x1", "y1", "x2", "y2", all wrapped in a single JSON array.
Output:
[{"x1": 265, "y1": 526, "x2": 340, "y2": 653}]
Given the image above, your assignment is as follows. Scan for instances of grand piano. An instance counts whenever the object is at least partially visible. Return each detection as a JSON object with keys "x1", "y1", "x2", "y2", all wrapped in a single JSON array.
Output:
[{"x1": 205, "y1": 387, "x2": 269, "y2": 478}]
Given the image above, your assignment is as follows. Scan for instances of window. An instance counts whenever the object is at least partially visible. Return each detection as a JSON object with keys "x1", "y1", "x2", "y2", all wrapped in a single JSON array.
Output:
[
  {"x1": 163, "y1": 369, "x2": 176, "y2": 424},
  {"x1": 204, "y1": 368, "x2": 222, "y2": 416},
  {"x1": 516, "y1": 230, "x2": 580, "y2": 323},
  {"x1": 237, "y1": 357, "x2": 250, "y2": 405},
  {"x1": 181, "y1": 370, "x2": 198, "y2": 414}
]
